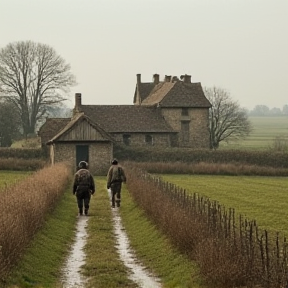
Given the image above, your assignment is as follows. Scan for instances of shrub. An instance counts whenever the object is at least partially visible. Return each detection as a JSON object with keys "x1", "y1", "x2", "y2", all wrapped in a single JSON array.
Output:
[
  {"x1": 114, "y1": 145, "x2": 288, "y2": 168},
  {"x1": 0, "y1": 158, "x2": 46, "y2": 171}
]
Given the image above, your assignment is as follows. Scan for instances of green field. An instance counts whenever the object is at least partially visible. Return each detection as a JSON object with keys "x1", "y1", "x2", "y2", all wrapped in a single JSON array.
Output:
[
  {"x1": 160, "y1": 174, "x2": 288, "y2": 236},
  {"x1": 0, "y1": 170, "x2": 30, "y2": 189},
  {"x1": 220, "y1": 116, "x2": 288, "y2": 150}
]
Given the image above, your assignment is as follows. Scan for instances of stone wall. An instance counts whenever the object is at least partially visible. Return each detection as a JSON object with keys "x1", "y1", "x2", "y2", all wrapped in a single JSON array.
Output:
[
  {"x1": 53, "y1": 142, "x2": 113, "y2": 175},
  {"x1": 161, "y1": 107, "x2": 210, "y2": 149},
  {"x1": 89, "y1": 142, "x2": 112, "y2": 175}
]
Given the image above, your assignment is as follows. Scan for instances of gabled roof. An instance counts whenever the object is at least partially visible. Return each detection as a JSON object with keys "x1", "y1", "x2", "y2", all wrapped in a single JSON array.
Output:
[
  {"x1": 133, "y1": 82, "x2": 155, "y2": 104},
  {"x1": 80, "y1": 105, "x2": 175, "y2": 133},
  {"x1": 156, "y1": 82, "x2": 211, "y2": 108},
  {"x1": 47, "y1": 112, "x2": 114, "y2": 144},
  {"x1": 135, "y1": 76, "x2": 211, "y2": 108}
]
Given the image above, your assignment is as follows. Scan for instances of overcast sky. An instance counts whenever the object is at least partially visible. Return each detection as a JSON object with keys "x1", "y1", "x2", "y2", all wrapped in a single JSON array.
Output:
[{"x1": 1, "y1": 0, "x2": 287, "y2": 110}]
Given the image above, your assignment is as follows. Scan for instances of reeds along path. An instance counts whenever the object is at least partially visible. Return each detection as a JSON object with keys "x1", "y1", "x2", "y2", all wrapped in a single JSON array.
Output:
[
  {"x1": 125, "y1": 163, "x2": 288, "y2": 288},
  {"x1": 0, "y1": 162, "x2": 71, "y2": 279}
]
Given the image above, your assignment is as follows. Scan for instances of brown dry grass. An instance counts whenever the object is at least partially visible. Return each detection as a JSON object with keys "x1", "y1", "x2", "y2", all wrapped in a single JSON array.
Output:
[
  {"x1": 0, "y1": 162, "x2": 72, "y2": 279},
  {"x1": 125, "y1": 162, "x2": 288, "y2": 288},
  {"x1": 133, "y1": 161, "x2": 288, "y2": 176}
]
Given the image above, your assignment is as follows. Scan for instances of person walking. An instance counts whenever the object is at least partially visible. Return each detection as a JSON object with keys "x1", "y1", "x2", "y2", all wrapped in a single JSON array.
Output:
[
  {"x1": 73, "y1": 161, "x2": 95, "y2": 216},
  {"x1": 107, "y1": 158, "x2": 126, "y2": 208}
]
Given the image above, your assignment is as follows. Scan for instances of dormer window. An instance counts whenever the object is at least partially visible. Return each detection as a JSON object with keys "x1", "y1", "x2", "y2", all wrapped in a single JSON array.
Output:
[{"x1": 182, "y1": 108, "x2": 189, "y2": 116}]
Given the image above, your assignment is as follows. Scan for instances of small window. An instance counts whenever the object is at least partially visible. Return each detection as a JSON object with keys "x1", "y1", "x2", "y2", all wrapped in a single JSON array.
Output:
[
  {"x1": 181, "y1": 108, "x2": 189, "y2": 116},
  {"x1": 181, "y1": 121, "x2": 190, "y2": 143},
  {"x1": 123, "y1": 134, "x2": 131, "y2": 146},
  {"x1": 145, "y1": 134, "x2": 153, "y2": 145}
]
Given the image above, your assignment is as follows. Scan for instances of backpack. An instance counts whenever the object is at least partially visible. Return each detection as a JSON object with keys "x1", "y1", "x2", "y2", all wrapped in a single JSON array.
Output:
[
  {"x1": 78, "y1": 169, "x2": 91, "y2": 186},
  {"x1": 114, "y1": 167, "x2": 124, "y2": 182}
]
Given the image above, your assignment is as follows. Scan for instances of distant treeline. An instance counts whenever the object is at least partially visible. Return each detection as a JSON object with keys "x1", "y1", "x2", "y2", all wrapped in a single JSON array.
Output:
[{"x1": 248, "y1": 104, "x2": 288, "y2": 116}]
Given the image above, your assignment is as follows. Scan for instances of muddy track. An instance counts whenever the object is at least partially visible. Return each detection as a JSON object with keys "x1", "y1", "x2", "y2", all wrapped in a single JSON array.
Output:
[{"x1": 61, "y1": 208, "x2": 161, "y2": 288}]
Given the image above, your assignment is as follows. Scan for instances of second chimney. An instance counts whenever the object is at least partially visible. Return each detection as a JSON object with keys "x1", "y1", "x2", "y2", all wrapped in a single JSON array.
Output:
[
  {"x1": 153, "y1": 74, "x2": 159, "y2": 84},
  {"x1": 165, "y1": 75, "x2": 172, "y2": 82},
  {"x1": 180, "y1": 74, "x2": 191, "y2": 83}
]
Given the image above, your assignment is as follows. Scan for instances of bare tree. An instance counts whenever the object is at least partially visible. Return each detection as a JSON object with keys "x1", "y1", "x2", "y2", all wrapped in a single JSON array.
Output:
[
  {"x1": 0, "y1": 41, "x2": 76, "y2": 136},
  {"x1": 204, "y1": 87, "x2": 252, "y2": 149}
]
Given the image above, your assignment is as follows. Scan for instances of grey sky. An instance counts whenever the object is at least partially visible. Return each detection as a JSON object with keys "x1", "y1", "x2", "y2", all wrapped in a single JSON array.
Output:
[{"x1": 1, "y1": 0, "x2": 287, "y2": 110}]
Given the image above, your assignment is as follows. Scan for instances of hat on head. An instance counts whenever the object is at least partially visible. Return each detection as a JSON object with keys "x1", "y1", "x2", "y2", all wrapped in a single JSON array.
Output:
[
  {"x1": 78, "y1": 161, "x2": 88, "y2": 169},
  {"x1": 111, "y1": 158, "x2": 118, "y2": 165}
]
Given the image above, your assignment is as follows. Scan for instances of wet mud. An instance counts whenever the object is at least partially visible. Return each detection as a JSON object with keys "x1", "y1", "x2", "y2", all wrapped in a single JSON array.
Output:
[
  {"x1": 61, "y1": 205, "x2": 161, "y2": 288},
  {"x1": 112, "y1": 208, "x2": 162, "y2": 288},
  {"x1": 61, "y1": 216, "x2": 88, "y2": 288}
]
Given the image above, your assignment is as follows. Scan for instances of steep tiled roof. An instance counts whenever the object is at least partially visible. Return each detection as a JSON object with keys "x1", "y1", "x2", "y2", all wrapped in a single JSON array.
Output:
[
  {"x1": 80, "y1": 105, "x2": 175, "y2": 133},
  {"x1": 141, "y1": 81, "x2": 211, "y2": 108},
  {"x1": 38, "y1": 118, "x2": 71, "y2": 144},
  {"x1": 133, "y1": 82, "x2": 155, "y2": 103},
  {"x1": 141, "y1": 82, "x2": 175, "y2": 105}
]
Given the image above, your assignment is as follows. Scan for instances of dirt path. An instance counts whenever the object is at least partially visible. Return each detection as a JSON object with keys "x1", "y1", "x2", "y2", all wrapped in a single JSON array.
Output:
[
  {"x1": 112, "y1": 208, "x2": 161, "y2": 288},
  {"x1": 61, "y1": 216, "x2": 89, "y2": 288},
  {"x1": 61, "y1": 208, "x2": 161, "y2": 288}
]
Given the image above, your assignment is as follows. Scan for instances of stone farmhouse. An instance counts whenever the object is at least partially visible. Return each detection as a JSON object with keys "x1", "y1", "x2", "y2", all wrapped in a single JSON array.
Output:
[{"x1": 38, "y1": 73, "x2": 211, "y2": 175}]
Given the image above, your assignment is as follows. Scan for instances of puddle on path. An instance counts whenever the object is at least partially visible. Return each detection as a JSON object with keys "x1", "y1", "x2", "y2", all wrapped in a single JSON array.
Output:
[
  {"x1": 61, "y1": 216, "x2": 88, "y2": 288},
  {"x1": 112, "y1": 208, "x2": 162, "y2": 288},
  {"x1": 61, "y1": 199, "x2": 161, "y2": 288}
]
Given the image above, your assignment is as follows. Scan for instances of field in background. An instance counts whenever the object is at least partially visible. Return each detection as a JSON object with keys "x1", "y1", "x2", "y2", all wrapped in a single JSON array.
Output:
[
  {"x1": 221, "y1": 116, "x2": 288, "y2": 150},
  {"x1": 0, "y1": 171, "x2": 30, "y2": 188},
  {"x1": 160, "y1": 174, "x2": 288, "y2": 236}
]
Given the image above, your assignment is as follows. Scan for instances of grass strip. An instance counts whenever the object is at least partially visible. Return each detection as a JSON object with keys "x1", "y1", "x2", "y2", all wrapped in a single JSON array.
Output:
[
  {"x1": 84, "y1": 177, "x2": 137, "y2": 288},
  {"x1": 3, "y1": 185, "x2": 77, "y2": 288},
  {"x1": 119, "y1": 182, "x2": 207, "y2": 288}
]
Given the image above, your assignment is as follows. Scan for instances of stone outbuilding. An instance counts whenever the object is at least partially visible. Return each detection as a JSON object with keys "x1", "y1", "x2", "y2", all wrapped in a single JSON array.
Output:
[{"x1": 44, "y1": 112, "x2": 114, "y2": 175}]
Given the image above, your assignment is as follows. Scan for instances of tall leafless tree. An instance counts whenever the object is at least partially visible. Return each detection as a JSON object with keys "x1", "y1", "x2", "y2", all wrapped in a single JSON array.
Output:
[
  {"x1": 0, "y1": 41, "x2": 76, "y2": 136},
  {"x1": 204, "y1": 87, "x2": 252, "y2": 149}
]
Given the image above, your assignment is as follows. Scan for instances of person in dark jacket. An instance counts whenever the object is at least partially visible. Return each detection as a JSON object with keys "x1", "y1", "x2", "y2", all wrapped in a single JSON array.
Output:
[
  {"x1": 73, "y1": 161, "x2": 95, "y2": 216},
  {"x1": 107, "y1": 158, "x2": 126, "y2": 208}
]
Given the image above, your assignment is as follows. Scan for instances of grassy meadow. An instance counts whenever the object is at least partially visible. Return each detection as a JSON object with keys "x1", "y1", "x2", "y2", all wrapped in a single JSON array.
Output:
[
  {"x1": 220, "y1": 116, "x2": 288, "y2": 149},
  {"x1": 0, "y1": 171, "x2": 31, "y2": 188},
  {"x1": 160, "y1": 174, "x2": 288, "y2": 236}
]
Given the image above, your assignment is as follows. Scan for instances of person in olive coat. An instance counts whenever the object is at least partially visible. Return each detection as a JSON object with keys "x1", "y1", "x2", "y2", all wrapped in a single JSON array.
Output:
[{"x1": 107, "y1": 159, "x2": 126, "y2": 208}]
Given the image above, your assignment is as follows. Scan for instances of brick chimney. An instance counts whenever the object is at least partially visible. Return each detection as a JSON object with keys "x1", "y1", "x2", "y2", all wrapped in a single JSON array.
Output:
[
  {"x1": 136, "y1": 74, "x2": 141, "y2": 86},
  {"x1": 75, "y1": 93, "x2": 82, "y2": 111},
  {"x1": 165, "y1": 75, "x2": 172, "y2": 82},
  {"x1": 180, "y1": 74, "x2": 191, "y2": 83},
  {"x1": 153, "y1": 74, "x2": 159, "y2": 84}
]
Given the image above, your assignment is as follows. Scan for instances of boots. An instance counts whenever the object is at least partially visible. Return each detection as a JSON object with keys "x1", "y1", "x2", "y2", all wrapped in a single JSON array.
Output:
[{"x1": 84, "y1": 208, "x2": 88, "y2": 216}]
